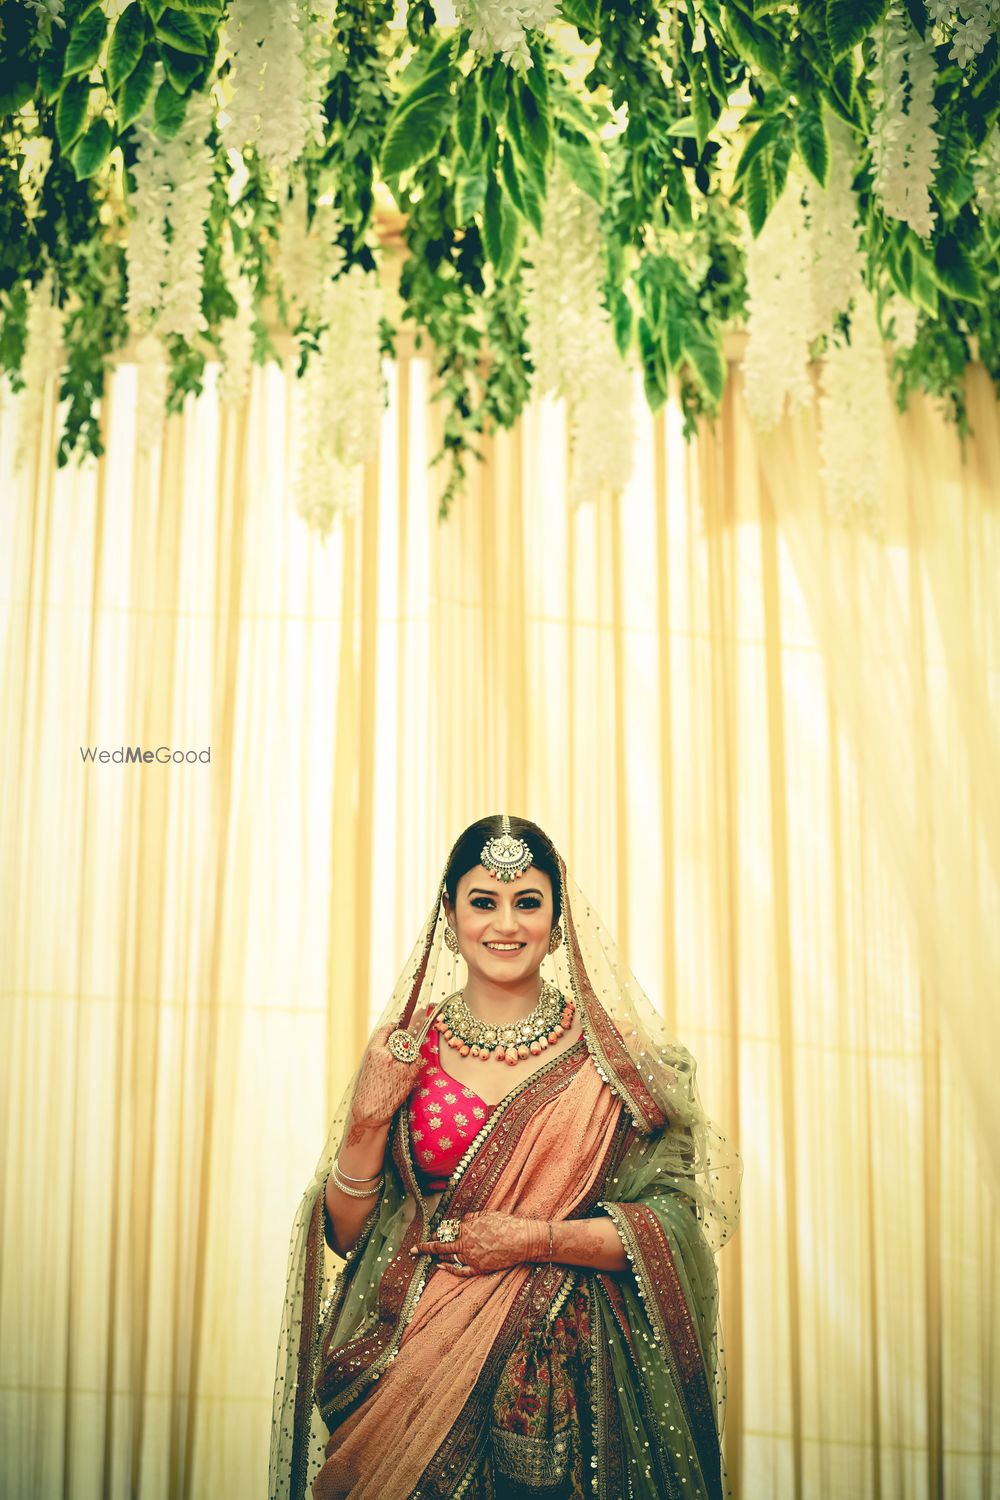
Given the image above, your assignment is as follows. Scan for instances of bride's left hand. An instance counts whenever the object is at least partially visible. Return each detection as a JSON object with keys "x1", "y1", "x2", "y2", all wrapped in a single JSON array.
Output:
[{"x1": 411, "y1": 1210, "x2": 549, "y2": 1275}]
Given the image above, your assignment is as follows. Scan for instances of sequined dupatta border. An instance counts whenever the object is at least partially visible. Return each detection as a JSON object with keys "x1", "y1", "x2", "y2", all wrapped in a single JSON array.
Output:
[{"x1": 600, "y1": 1202, "x2": 723, "y2": 1500}]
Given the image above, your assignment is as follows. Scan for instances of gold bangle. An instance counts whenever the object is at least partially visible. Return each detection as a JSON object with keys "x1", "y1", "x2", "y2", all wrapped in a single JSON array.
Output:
[
  {"x1": 547, "y1": 1221, "x2": 553, "y2": 1263},
  {"x1": 330, "y1": 1165, "x2": 384, "y2": 1199}
]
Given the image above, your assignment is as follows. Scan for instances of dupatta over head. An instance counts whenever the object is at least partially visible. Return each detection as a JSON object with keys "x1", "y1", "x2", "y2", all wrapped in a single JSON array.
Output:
[{"x1": 270, "y1": 820, "x2": 741, "y2": 1499}]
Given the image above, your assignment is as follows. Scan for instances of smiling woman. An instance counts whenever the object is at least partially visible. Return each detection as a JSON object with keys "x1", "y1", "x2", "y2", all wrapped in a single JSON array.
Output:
[{"x1": 271, "y1": 814, "x2": 741, "y2": 1500}]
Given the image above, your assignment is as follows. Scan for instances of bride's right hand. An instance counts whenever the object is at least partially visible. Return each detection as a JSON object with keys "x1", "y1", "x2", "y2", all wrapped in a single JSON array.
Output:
[{"x1": 348, "y1": 1021, "x2": 422, "y2": 1131}]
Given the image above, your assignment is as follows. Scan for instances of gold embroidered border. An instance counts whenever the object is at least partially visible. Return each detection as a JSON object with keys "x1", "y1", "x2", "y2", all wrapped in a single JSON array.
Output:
[
  {"x1": 598, "y1": 1273, "x2": 681, "y2": 1500},
  {"x1": 599, "y1": 1201, "x2": 722, "y2": 1500}
]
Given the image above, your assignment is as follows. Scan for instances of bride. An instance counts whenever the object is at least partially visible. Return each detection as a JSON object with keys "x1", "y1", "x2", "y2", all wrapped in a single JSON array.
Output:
[{"x1": 270, "y1": 815, "x2": 741, "y2": 1499}]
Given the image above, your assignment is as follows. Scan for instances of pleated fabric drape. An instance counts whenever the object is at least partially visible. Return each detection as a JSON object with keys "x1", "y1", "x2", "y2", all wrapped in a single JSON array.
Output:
[{"x1": 0, "y1": 345, "x2": 997, "y2": 1499}]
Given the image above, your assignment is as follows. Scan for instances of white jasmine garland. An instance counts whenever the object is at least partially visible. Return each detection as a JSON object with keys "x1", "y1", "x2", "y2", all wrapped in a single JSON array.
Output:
[
  {"x1": 742, "y1": 168, "x2": 816, "y2": 430},
  {"x1": 14, "y1": 267, "x2": 65, "y2": 473},
  {"x1": 220, "y1": 0, "x2": 324, "y2": 174},
  {"x1": 869, "y1": 3, "x2": 940, "y2": 238},
  {"x1": 126, "y1": 91, "x2": 216, "y2": 343},
  {"x1": 882, "y1": 291, "x2": 921, "y2": 348},
  {"x1": 217, "y1": 257, "x2": 256, "y2": 407},
  {"x1": 273, "y1": 181, "x2": 346, "y2": 330},
  {"x1": 809, "y1": 115, "x2": 866, "y2": 336},
  {"x1": 818, "y1": 285, "x2": 890, "y2": 538},
  {"x1": 523, "y1": 162, "x2": 634, "y2": 504},
  {"x1": 453, "y1": 0, "x2": 560, "y2": 71},
  {"x1": 294, "y1": 265, "x2": 385, "y2": 534},
  {"x1": 131, "y1": 331, "x2": 169, "y2": 456}
]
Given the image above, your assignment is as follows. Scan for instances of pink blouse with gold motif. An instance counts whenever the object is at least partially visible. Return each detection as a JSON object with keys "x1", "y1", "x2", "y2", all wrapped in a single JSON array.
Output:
[{"x1": 408, "y1": 1018, "x2": 498, "y2": 1190}]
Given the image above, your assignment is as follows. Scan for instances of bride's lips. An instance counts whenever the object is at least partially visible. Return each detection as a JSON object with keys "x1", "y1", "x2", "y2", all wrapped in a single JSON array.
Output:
[{"x1": 483, "y1": 941, "x2": 526, "y2": 956}]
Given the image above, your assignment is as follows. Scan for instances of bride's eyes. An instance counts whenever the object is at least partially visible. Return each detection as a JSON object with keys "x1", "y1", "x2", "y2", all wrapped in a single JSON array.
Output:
[{"x1": 470, "y1": 896, "x2": 542, "y2": 910}]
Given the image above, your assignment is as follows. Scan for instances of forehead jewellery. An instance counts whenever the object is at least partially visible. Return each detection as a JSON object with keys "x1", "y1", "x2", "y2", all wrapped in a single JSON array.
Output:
[{"x1": 386, "y1": 815, "x2": 543, "y2": 1064}]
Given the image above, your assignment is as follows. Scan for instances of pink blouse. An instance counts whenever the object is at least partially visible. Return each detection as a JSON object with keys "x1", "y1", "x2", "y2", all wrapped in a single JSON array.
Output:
[{"x1": 408, "y1": 1016, "x2": 498, "y2": 1190}]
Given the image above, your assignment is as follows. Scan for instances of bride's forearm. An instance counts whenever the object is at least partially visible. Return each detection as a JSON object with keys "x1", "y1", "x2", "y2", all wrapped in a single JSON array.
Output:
[{"x1": 548, "y1": 1217, "x2": 628, "y2": 1272}]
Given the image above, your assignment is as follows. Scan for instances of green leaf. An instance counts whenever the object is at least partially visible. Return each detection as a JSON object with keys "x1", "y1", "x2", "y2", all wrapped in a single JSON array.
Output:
[
  {"x1": 932, "y1": 234, "x2": 982, "y2": 301},
  {"x1": 724, "y1": 8, "x2": 782, "y2": 78},
  {"x1": 455, "y1": 75, "x2": 480, "y2": 159},
  {"x1": 556, "y1": 134, "x2": 605, "y2": 204},
  {"x1": 482, "y1": 171, "x2": 521, "y2": 277},
  {"x1": 681, "y1": 319, "x2": 726, "y2": 404},
  {"x1": 744, "y1": 151, "x2": 771, "y2": 235},
  {"x1": 733, "y1": 115, "x2": 785, "y2": 184},
  {"x1": 454, "y1": 172, "x2": 486, "y2": 224},
  {"x1": 611, "y1": 287, "x2": 633, "y2": 361},
  {"x1": 525, "y1": 38, "x2": 550, "y2": 108},
  {"x1": 38, "y1": 43, "x2": 65, "y2": 98},
  {"x1": 826, "y1": 0, "x2": 887, "y2": 58},
  {"x1": 108, "y1": 3, "x2": 146, "y2": 92},
  {"x1": 909, "y1": 248, "x2": 939, "y2": 315},
  {"x1": 154, "y1": 8, "x2": 207, "y2": 55},
  {"x1": 64, "y1": 8, "x2": 108, "y2": 76},
  {"x1": 116, "y1": 46, "x2": 156, "y2": 129},
  {"x1": 160, "y1": 44, "x2": 202, "y2": 92},
  {"x1": 381, "y1": 42, "x2": 454, "y2": 177},
  {"x1": 153, "y1": 77, "x2": 188, "y2": 138},
  {"x1": 73, "y1": 116, "x2": 114, "y2": 178},
  {"x1": 690, "y1": 62, "x2": 713, "y2": 155},
  {"x1": 516, "y1": 77, "x2": 551, "y2": 165},
  {"x1": 796, "y1": 104, "x2": 829, "y2": 185},
  {"x1": 667, "y1": 116, "x2": 698, "y2": 137},
  {"x1": 56, "y1": 79, "x2": 91, "y2": 149},
  {"x1": 500, "y1": 140, "x2": 542, "y2": 233}
]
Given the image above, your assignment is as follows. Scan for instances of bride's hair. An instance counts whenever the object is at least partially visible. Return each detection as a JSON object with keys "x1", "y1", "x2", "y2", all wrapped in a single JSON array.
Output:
[{"x1": 443, "y1": 814, "x2": 563, "y2": 923}]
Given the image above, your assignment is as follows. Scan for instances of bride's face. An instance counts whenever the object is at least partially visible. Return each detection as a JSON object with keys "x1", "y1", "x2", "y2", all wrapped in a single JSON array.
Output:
[{"x1": 446, "y1": 865, "x2": 555, "y2": 983}]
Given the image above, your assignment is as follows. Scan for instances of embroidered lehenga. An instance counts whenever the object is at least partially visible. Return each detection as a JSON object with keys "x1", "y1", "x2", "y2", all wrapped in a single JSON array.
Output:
[{"x1": 270, "y1": 839, "x2": 741, "y2": 1500}]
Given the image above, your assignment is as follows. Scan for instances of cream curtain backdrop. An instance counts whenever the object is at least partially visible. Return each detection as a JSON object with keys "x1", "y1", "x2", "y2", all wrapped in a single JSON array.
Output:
[{"x1": 0, "y1": 339, "x2": 997, "y2": 1499}]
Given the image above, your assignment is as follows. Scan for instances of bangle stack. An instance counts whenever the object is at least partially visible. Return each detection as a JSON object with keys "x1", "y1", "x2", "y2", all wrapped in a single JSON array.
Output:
[
  {"x1": 331, "y1": 1159, "x2": 384, "y2": 1198},
  {"x1": 547, "y1": 1221, "x2": 554, "y2": 1263}
]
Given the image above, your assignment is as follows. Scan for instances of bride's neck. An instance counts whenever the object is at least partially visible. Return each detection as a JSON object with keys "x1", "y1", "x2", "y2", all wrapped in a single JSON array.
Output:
[{"x1": 461, "y1": 973, "x2": 543, "y2": 1023}]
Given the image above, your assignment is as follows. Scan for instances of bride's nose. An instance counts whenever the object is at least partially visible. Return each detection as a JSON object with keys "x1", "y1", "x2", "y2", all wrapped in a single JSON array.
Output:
[{"x1": 492, "y1": 906, "x2": 520, "y2": 935}]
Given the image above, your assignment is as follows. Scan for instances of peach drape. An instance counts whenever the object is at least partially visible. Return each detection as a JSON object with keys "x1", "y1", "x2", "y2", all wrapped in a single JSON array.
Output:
[{"x1": 0, "y1": 339, "x2": 997, "y2": 1498}]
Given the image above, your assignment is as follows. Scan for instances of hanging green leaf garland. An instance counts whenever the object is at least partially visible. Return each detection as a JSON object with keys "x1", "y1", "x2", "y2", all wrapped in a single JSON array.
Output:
[{"x1": 1, "y1": 0, "x2": 999, "y2": 517}]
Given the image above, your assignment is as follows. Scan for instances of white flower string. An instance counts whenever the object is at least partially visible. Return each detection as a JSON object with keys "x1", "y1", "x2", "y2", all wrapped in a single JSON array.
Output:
[
  {"x1": 273, "y1": 181, "x2": 346, "y2": 335},
  {"x1": 524, "y1": 162, "x2": 634, "y2": 504},
  {"x1": 869, "y1": 2, "x2": 940, "y2": 238},
  {"x1": 453, "y1": 0, "x2": 560, "y2": 71},
  {"x1": 130, "y1": 332, "x2": 170, "y2": 456},
  {"x1": 742, "y1": 167, "x2": 815, "y2": 430},
  {"x1": 217, "y1": 233, "x2": 256, "y2": 408},
  {"x1": 809, "y1": 115, "x2": 866, "y2": 337},
  {"x1": 220, "y1": 0, "x2": 324, "y2": 176},
  {"x1": 126, "y1": 90, "x2": 216, "y2": 343},
  {"x1": 882, "y1": 291, "x2": 921, "y2": 348},
  {"x1": 294, "y1": 265, "x2": 384, "y2": 536},
  {"x1": 14, "y1": 267, "x2": 65, "y2": 474},
  {"x1": 926, "y1": 0, "x2": 999, "y2": 67},
  {"x1": 818, "y1": 284, "x2": 890, "y2": 538}
]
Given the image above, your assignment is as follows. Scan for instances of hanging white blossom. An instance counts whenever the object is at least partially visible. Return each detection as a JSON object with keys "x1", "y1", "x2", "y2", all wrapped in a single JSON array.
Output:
[
  {"x1": 131, "y1": 332, "x2": 170, "y2": 455},
  {"x1": 882, "y1": 292, "x2": 921, "y2": 348},
  {"x1": 809, "y1": 115, "x2": 866, "y2": 336},
  {"x1": 742, "y1": 168, "x2": 816, "y2": 429},
  {"x1": 294, "y1": 265, "x2": 385, "y2": 534},
  {"x1": 217, "y1": 253, "x2": 256, "y2": 407},
  {"x1": 14, "y1": 268, "x2": 65, "y2": 473},
  {"x1": 453, "y1": 0, "x2": 560, "y2": 71},
  {"x1": 926, "y1": 1, "x2": 998, "y2": 67},
  {"x1": 273, "y1": 181, "x2": 345, "y2": 330},
  {"x1": 220, "y1": 0, "x2": 324, "y2": 175},
  {"x1": 869, "y1": 2, "x2": 940, "y2": 238},
  {"x1": 523, "y1": 162, "x2": 634, "y2": 504},
  {"x1": 126, "y1": 90, "x2": 215, "y2": 343},
  {"x1": 818, "y1": 285, "x2": 890, "y2": 538},
  {"x1": 973, "y1": 123, "x2": 1000, "y2": 216}
]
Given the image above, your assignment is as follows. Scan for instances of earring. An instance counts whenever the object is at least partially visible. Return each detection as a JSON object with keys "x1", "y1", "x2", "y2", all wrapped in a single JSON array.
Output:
[
  {"x1": 547, "y1": 925, "x2": 563, "y2": 954},
  {"x1": 444, "y1": 925, "x2": 460, "y2": 955}
]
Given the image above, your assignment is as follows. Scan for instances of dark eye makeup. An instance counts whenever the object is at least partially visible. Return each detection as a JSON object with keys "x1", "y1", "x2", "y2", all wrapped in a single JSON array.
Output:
[{"x1": 470, "y1": 895, "x2": 542, "y2": 910}]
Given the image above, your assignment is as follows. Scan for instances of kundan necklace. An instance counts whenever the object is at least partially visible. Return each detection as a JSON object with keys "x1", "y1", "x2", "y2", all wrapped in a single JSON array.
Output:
[{"x1": 435, "y1": 980, "x2": 576, "y2": 1066}]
